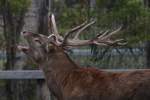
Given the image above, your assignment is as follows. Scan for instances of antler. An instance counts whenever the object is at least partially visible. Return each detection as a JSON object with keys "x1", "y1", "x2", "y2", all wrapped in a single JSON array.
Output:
[
  {"x1": 63, "y1": 20, "x2": 96, "y2": 44},
  {"x1": 62, "y1": 26, "x2": 126, "y2": 47},
  {"x1": 49, "y1": 14, "x2": 63, "y2": 41},
  {"x1": 91, "y1": 27, "x2": 126, "y2": 46},
  {"x1": 64, "y1": 21, "x2": 88, "y2": 40},
  {"x1": 48, "y1": 14, "x2": 126, "y2": 48}
]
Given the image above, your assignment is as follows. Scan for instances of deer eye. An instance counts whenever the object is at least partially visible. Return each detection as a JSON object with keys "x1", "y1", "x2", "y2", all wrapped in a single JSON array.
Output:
[
  {"x1": 32, "y1": 33, "x2": 40, "y2": 37},
  {"x1": 34, "y1": 38, "x2": 42, "y2": 44}
]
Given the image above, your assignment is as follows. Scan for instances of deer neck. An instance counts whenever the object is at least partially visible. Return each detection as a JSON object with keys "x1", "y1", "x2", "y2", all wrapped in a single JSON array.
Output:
[
  {"x1": 42, "y1": 51, "x2": 78, "y2": 73},
  {"x1": 39, "y1": 51, "x2": 79, "y2": 97}
]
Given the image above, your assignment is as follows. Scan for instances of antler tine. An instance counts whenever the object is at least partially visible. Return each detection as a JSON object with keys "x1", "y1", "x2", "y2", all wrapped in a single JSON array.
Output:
[
  {"x1": 62, "y1": 26, "x2": 126, "y2": 47},
  {"x1": 73, "y1": 20, "x2": 96, "y2": 40},
  {"x1": 51, "y1": 14, "x2": 58, "y2": 34},
  {"x1": 92, "y1": 39, "x2": 126, "y2": 47},
  {"x1": 92, "y1": 27, "x2": 126, "y2": 46},
  {"x1": 63, "y1": 20, "x2": 94, "y2": 45},
  {"x1": 113, "y1": 39, "x2": 127, "y2": 46},
  {"x1": 97, "y1": 30, "x2": 110, "y2": 39},
  {"x1": 51, "y1": 14, "x2": 60, "y2": 37},
  {"x1": 99, "y1": 27, "x2": 122, "y2": 40},
  {"x1": 64, "y1": 21, "x2": 88, "y2": 40},
  {"x1": 50, "y1": 14, "x2": 64, "y2": 42}
]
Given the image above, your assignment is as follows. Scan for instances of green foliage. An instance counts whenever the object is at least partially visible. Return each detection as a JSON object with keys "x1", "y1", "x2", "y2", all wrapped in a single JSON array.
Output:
[
  {"x1": 8, "y1": 0, "x2": 30, "y2": 15},
  {"x1": 0, "y1": 0, "x2": 30, "y2": 15},
  {"x1": 54, "y1": 4, "x2": 90, "y2": 34},
  {"x1": 53, "y1": 0, "x2": 150, "y2": 45},
  {"x1": 97, "y1": 0, "x2": 150, "y2": 44}
]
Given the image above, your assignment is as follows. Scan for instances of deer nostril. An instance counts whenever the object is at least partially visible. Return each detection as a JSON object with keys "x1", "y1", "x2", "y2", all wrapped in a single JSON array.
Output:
[
  {"x1": 21, "y1": 31, "x2": 27, "y2": 36},
  {"x1": 21, "y1": 31, "x2": 25, "y2": 35}
]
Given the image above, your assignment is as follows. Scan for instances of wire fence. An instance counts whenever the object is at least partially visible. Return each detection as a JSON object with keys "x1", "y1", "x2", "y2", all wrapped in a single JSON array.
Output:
[{"x1": 0, "y1": 0, "x2": 149, "y2": 100}]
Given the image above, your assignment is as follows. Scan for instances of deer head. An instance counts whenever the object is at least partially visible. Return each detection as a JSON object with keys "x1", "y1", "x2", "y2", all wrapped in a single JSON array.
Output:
[
  {"x1": 18, "y1": 14, "x2": 126, "y2": 66},
  {"x1": 18, "y1": 32, "x2": 49, "y2": 65}
]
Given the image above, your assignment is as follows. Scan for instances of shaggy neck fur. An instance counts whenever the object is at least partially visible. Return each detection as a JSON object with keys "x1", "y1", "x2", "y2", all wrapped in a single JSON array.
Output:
[{"x1": 39, "y1": 51, "x2": 79, "y2": 99}]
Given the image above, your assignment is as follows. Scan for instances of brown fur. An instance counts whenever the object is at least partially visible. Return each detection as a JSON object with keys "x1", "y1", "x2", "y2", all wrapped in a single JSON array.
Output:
[
  {"x1": 61, "y1": 68, "x2": 150, "y2": 100},
  {"x1": 20, "y1": 32, "x2": 150, "y2": 100},
  {"x1": 41, "y1": 51, "x2": 150, "y2": 100}
]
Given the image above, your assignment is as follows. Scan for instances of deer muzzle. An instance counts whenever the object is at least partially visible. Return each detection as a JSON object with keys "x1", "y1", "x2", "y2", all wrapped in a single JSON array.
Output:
[{"x1": 21, "y1": 31, "x2": 33, "y2": 37}]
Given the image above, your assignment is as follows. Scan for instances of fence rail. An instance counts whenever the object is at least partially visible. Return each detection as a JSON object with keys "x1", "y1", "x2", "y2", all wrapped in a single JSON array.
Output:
[
  {"x1": 0, "y1": 69, "x2": 149, "y2": 80},
  {"x1": 0, "y1": 70, "x2": 44, "y2": 79},
  {"x1": 0, "y1": 69, "x2": 149, "y2": 100}
]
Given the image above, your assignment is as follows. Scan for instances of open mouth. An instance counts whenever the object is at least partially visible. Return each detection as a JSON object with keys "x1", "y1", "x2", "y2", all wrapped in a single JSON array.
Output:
[
  {"x1": 18, "y1": 31, "x2": 33, "y2": 53},
  {"x1": 17, "y1": 45, "x2": 29, "y2": 53}
]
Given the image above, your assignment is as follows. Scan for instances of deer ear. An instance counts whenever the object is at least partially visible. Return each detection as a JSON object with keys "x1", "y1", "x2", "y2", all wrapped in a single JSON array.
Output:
[
  {"x1": 46, "y1": 43, "x2": 59, "y2": 52},
  {"x1": 48, "y1": 34, "x2": 62, "y2": 46}
]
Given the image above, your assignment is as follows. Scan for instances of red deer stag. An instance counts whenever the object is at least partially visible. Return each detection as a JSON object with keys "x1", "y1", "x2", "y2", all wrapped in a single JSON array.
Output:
[{"x1": 18, "y1": 14, "x2": 150, "y2": 100}]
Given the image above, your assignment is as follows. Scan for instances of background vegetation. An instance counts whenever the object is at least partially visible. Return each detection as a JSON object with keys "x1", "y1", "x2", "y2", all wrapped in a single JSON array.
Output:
[
  {"x1": 52, "y1": 0, "x2": 150, "y2": 68},
  {"x1": 0, "y1": 0, "x2": 150, "y2": 100}
]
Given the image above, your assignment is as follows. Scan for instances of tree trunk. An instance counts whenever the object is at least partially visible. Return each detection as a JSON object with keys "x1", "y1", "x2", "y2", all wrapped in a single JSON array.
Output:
[
  {"x1": 144, "y1": 0, "x2": 150, "y2": 7},
  {"x1": 145, "y1": 41, "x2": 150, "y2": 68},
  {"x1": 2, "y1": 0, "x2": 26, "y2": 100},
  {"x1": 144, "y1": 0, "x2": 150, "y2": 68},
  {"x1": 2, "y1": 1, "x2": 16, "y2": 99},
  {"x1": 38, "y1": 0, "x2": 50, "y2": 35},
  {"x1": 90, "y1": 0, "x2": 96, "y2": 10}
]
